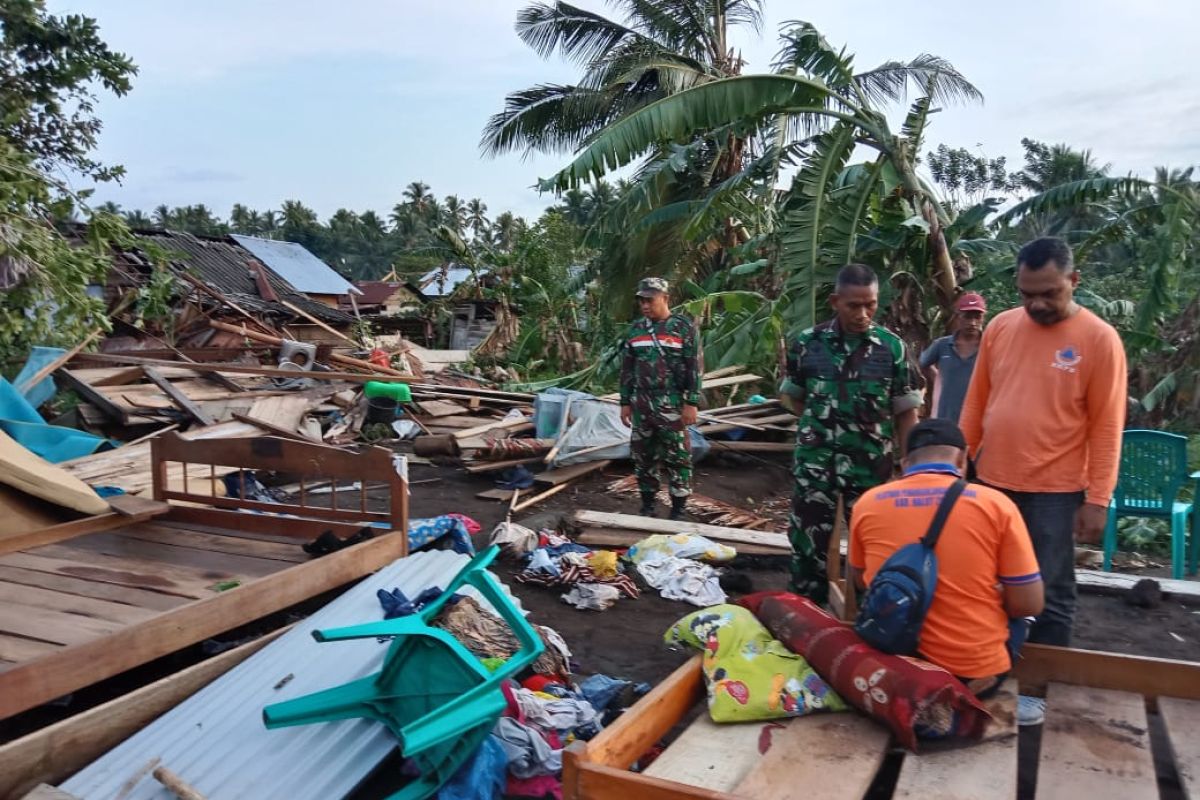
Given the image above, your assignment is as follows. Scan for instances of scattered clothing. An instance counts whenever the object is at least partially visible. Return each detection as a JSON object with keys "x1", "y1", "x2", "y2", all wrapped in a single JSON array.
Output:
[
  {"x1": 635, "y1": 553, "x2": 725, "y2": 607},
  {"x1": 578, "y1": 674, "x2": 649, "y2": 714},
  {"x1": 490, "y1": 521, "x2": 539, "y2": 557},
  {"x1": 376, "y1": 585, "x2": 449, "y2": 619},
  {"x1": 496, "y1": 465, "x2": 536, "y2": 490},
  {"x1": 506, "y1": 775, "x2": 563, "y2": 800},
  {"x1": 302, "y1": 527, "x2": 374, "y2": 557},
  {"x1": 666, "y1": 604, "x2": 844, "y2": 722},
  {"x1": 439, "y1": 734, "x2": 508, "y2": 800},
  {"x1": 446, "y1": 513, "x2": 482, "y2": 535},
  {"x1": 561, "y1": 584, "x2": 621, "y2": 611},
  {"x1": 493, "y1": 717, "x2": 562, "y2": 779},
  {"x1": 585, "y1": 550, "x2": 619, "y2": 578},
  {"x1": 517, "y1": 561, "x2": 639, "y2": 600},
  {"x1": 628, "y1": 533, "x2": 736, "y2": 564},
  {"x1": 408, "y1": 516, "x2": 475, "y2": 555},
  {"x1": 510, "y1": 688, "x2": 600, "y2": 737}
]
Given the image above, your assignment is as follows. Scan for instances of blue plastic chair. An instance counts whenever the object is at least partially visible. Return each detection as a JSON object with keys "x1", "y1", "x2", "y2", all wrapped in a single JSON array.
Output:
[
  {"x1": 1102, "y1": 430, "x2": 1198, "y2": 579},
  {"x1": 262, "y1": 546, "x2": 543, "y2": 800}
]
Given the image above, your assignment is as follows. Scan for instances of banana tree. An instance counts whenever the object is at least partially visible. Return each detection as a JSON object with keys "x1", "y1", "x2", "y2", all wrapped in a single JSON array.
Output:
[{"x1": 542, "y1": 21, "x2": 982, "y2": 350}]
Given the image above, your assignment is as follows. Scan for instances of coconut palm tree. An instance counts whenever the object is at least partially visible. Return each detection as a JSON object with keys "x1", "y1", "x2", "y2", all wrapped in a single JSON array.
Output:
[
  {"x1": 443, "y1": 195, "x2": 467, "y2": 235},
  {"x1": 123, "y1": 209, "x2": 153, "y2": 229},
  {"x1": 153, "y1": 204, "x2": 172, "y2": 228},
  {"x1": 403, "y1": 181, "x2": 432, "y2": 212},
  {"x1": 467, "y1": 198, "x2": 490, "y2": 240},
  {"x1": 492, "y1": 211, "x2": 523, "y2": 252}
]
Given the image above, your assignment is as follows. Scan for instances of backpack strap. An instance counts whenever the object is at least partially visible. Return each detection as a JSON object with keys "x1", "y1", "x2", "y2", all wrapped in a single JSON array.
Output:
[{"x1": 919, "y1": 478, "x2": 967, "y2": 550}]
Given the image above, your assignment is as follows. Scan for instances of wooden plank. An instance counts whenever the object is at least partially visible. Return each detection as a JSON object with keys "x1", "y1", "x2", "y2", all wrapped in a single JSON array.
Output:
[
  {"x1": 0, "y1": 626, "x2": 287, "y2": 800},
  {"x1": 116, "y1": 524, "x2": 307, "y2": 563},
  {"x1": 733, "y1": 712, "x2": 890, "y2": 800},
  {"x1": 585, "y1": 655, "x2": 705, "y2": 770},
  {"x1": 536, "y1": 460, "x2": 612, "y2": 485},
  {"x1": 706, "y1": 441, "x2": 793, "y2": 454},
  {"x1": 142, "y1": 367, "x2": 217, "y2": 425},
  {"x1": 643, "y1": 714, "x2": 768, "y2": 792},
  {"x1": 18, "y1": 784, "x2": 81, "y2": 800},
  {"x1": 0, "y1": 582, "x2": 157, "y2": 626},
  {"x1": 0, "y1": 551, "x2": 218, "y2": 601},
  {"x1": 244, "y1": 395, "x2": 311, "y2": 433},
  {"x1": 73, "y1": 352, "x2": 415, "y2": 385},
  {"x1": 453, "y1": 416, "x2": 533, "y2": 439},
  {"x1": 279, "y1": 299, "x2": 357, "y2": 345},
  {"x1": 0, "y1": 602, "x2": 122, "y2": 647},
  {"x1": 893, "y1": 679, "x2": 1017, "y2": 799},
  {"x1": 574, "y1": 762, "x2": 732, "y2": 800},
  {"x1": 0, "y1": 530, "x2": 407, "y2": 719},
  {"x1": 53, "y1": 368, "x2": 129, "y2": 423},
  {"x1": 0, "y1": 565, "x2": 187, "y2": 611},
  {"x1": 464, "y1": 456, "x2": 544, "y2": 474},
  {"x1": 513, "y1": 481, "x2": 574, "y2": 513},
  {"x1": 44, "y1": 532, "x2": 288, "y2": 581},
  {"x1": 1037, "y1": 682, "x2": 1156, "y2": 800},
  {"x1": 0, "y1": 633, "x2": 61, "y2": 663},
  {"x1": 71, "y1": 366, "x2": 145, "y2": 386},
  {"x1": 16, "y1": 330, "x2": 104, "y2": 394},
  {"x1": 1014, "y1": 643, "x2": 1200, "y2": 701},
  {"x1": 572, "y1": 510, "x2": 790, "y2": 553},
  {"x1": 414, "y1": 400, "x2": 470, "y2": 417},
  {"x1": 1160, "y1": 696, "x2": 1200, "y2": 798},
  {"x1": 1076, "y1": 568, "x2": 1200, "y2": 603},
  {"x1": 476, "y1": 486, "x2": 539, "y2": 501},
  {"x1": 0, "y1": 509, "x2": 166, "y2": 559}
]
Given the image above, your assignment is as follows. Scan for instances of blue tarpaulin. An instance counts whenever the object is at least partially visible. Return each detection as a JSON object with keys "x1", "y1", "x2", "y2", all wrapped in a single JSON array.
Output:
[{"x1": 0, "y1": 374, "x2": 110, "y2": 463}]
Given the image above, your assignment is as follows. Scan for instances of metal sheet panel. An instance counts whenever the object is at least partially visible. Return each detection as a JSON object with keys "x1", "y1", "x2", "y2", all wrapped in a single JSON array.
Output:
[
  {"x1": 63, "y1": 550, "x2": 525, "y2": 800},
  {"x1": 231, "y1": 234, "x2": 358, "y2": 297}
]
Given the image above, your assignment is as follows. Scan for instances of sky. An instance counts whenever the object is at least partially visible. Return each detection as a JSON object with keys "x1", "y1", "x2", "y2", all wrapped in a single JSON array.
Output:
[{"x1": 54, "y1": 0, "x2": 1200, "y2": 224}]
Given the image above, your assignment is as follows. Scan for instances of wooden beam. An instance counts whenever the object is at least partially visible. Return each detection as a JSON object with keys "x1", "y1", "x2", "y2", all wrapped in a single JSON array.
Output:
[
  {"x1": 15, "y1": 329, "x2": 104, "y2": 394},
  {"x1": 512, "y1": 481, "x2": 574, "y2": 513},
  {"x1": 53, "y1": 368, "x2": 129, "y2": 424},
  {"x1": 706, "y1": 441, "x2": 793, "y2": 454},
  {"x1": 0, "y1": 503, "x2": 168, "y2": 558},
  {"x1": 0, "y1": 530, "x2": 408, "y2": 720},
  {"x1": 573, "y1": 761, "x2": 732, "y2": 800},
  {"x1": 571, "y1": 510, "x2": 790, "y2": 553},
  {"x1": 72, "y1": 352, "x2": 413, "y2": 385},
  {"x1": 1013, "y1": 643, "x2": 1200, "y2": 701},
  {"x1": 535, "y1": 460, "x2": 611, "y2": 485},
  {"x1": 453, "y1": 416, "x2": 534, "y2": 440},
  {"x1": 1076, "y1": 568, "x2": 1200, "y2": 604},
  {"x1": 143, "y1": 367, "x2": 216, "y2": 426},
  {"x1": 0, "y1": 626, "x2": 288, "y2": 799},
  {"x1": 583, "y1": 655, "x2": 704, "y2": 770},
  {"x1": 279, "y1": 300, "x2": 357, "y2": 346}
]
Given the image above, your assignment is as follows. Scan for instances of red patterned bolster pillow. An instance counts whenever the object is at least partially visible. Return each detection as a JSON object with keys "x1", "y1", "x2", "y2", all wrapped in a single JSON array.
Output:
[{"x1": 738, "y1": 591, "x2": 991, "y2": 751}]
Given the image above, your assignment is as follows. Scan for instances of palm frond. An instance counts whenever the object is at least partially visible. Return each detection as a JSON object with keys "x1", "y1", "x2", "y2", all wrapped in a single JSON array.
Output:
[
  {"x1": 992, "y1": 177, "x2": 1148, "y2": 227},
  {"x1": 1134, "y1": 194, "x2": 1192, "y2": 333},
  {"x1": 778, "y1": 121, "x2": 860, "y2": 322},
  {"x1": 516, "y1": 1, "x2": 647, "y2": 65},
  {"x1": 1140, "y1": 370, "x2": 1177, "y2": 412},
  {"x1": 853, "y1": 54, "x2": 983, "y2": 107},
  {"x1": 545, "y1": 74, "x2": 857, "y2": 190},
  {"x1": 481, "y1": 83, "x2": 615, "y2": 157}
]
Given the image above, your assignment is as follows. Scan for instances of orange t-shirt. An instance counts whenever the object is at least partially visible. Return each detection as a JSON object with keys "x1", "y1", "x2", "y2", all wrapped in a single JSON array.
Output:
[
  {"x1": 850, "y1": 470, "x2": 1041, "y2": 678},
  {"x1": 958, "y1": 307, "x2": 1127, "y2": 504}
]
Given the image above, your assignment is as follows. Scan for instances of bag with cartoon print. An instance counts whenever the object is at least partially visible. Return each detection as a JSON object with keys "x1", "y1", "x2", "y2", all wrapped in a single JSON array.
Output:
[
  {"x1": 739, "y1": 592, "x2": 990, "y2": 751},
  {"x1": 664, "y1": 604, "x2": 845, "y2": 722}
]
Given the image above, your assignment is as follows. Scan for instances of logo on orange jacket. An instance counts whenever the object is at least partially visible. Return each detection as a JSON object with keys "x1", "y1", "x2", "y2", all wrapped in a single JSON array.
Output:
[{"x1": 1052, "y1": 346, "x2": 1081, "y2": 372}]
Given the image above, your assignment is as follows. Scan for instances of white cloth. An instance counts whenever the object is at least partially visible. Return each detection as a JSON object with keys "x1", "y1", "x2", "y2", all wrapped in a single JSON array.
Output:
[
  {"x1": 512, "y1": 688, "x2": 599, "y2": 732},
  {"x1": 635, "y1": 553, "x2": 726, "y2": 607},
  {"x1": 628, "y1": 533, "x2": 736, "y2": 564},
  {"x1": 492, "y1": 716, "x2": 561, "y2": 778},
  {"x1": 489, "y1": 521, "x2": 538, "y2": 556},
  {"x1": 561, "y1": 583, "x2": 621, "y2": 611}
]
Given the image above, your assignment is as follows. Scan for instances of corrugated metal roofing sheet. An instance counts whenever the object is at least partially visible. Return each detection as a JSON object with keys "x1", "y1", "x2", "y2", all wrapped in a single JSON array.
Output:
[
  {"x1": 128, "y1": 230, "x2": 352, "y2": 325},
  {"x1": 231, "y1": 234, "x2": 360, "y2": 297},
  {"x1": 63, "y1": 550, "x2": 525, "y2": 800}
]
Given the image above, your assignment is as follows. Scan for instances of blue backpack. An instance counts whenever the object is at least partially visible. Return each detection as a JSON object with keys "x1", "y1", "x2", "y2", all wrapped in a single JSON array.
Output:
[{"x1": 854, "y1": 479, "x2": 966, "y2": 655}]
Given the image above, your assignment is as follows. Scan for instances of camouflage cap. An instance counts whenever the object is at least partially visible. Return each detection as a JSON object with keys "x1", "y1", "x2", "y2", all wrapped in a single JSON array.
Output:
[{"x1": 636, "y1": 277, "x2": 670, "y2": 297}]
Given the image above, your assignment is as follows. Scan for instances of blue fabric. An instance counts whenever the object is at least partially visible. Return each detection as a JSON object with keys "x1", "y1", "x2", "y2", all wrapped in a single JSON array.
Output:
[
  {"x1": 495, "y1": 465, "x2": 535, "y2": 490},
  {"x1": 377, "y1": 586, "x2": 453, "y2": 619},
  {"x1": 903, "y1": 463, "x2": 962, "y2": 477},
  {"x1": 578, "y1": 674, "x2": 650, "y2": 711},
  {"x1": 918, "y1": 335, "x2": 978, "y2": 423},
  {"x1": 13, "y1": 346, "x2": 66, "y2": 409},
  {"x1": 408, "y1": 516, "x2": 476, "y2": 555},
  {"x1": 438, "y1": 735, "x2": 508, "y2": 800},
  {"x1": 0, "y1": 377, "x2": 110, "y2": 462}
]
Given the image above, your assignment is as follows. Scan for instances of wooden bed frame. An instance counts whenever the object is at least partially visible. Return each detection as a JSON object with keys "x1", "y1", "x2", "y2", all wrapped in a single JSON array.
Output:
[
  {"x1": 0, "y1": 433, "x2": 409, "y2": 721},
  {"x1": 563, "y1": 643, "x2": 1200, "y2": 800}
]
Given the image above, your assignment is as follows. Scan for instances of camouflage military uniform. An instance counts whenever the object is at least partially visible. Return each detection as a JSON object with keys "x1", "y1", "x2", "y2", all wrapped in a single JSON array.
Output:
[
  {"x1": 780, "y1": 320, "x2": 922, "y2": 602},
  {"x1": 619, "y1": 314, "x2": 702, "y2": 498}
]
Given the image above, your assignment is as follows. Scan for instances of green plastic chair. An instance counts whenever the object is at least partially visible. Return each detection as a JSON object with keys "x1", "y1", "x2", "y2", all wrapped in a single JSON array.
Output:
[
  {"x1": 262, "y1": 546, "x2": 543, "y2": 800},
  {"x1": 1103, "y1": 430, "x2": 1198, "y2": 579}
]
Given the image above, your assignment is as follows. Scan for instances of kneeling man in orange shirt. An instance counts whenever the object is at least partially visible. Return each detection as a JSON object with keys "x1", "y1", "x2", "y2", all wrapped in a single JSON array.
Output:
[{"x1": 850, "y1": 418, "x2": 1045, "y2": 697}]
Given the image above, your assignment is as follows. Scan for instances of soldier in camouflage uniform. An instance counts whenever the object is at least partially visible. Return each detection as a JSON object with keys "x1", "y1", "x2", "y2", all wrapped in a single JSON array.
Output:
[
  {"x1": 779, "y1": 264, "x2": 922, "y2": 603},
  {"x1": 619, "y1": 277, "x2": 702, "y2": 520}
]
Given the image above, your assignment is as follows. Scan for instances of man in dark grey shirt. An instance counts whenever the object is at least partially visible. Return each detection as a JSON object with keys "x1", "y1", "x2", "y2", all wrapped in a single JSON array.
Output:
[{"x1": 919, "y1": 293, "x2": 987, "y2": 423}]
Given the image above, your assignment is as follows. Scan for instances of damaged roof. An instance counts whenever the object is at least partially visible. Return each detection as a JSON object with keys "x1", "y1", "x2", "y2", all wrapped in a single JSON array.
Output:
[
  {"x1": 122, "y1": 230, "x2": 352, "y2": 325},
  {"x1": 352, "y1": 280, "x2": 427, "y2": 306},
  {"x1": 231, "y1": 234, "x2": 361, "y2": 297}
]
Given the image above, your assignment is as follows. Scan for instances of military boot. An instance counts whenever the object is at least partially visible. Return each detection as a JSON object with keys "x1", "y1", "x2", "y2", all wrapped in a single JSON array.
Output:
[
  {"x1": 638, "y1": 492, "x2": 658, "y2": 517},
  {"x1": 669, "y1": 495, "x2": 688, "y2": 521}
]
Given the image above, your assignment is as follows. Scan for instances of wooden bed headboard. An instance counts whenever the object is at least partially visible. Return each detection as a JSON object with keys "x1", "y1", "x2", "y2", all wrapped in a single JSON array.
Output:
[{"x1": 150, "y1": 432, "x2": 408, "y2": 540}]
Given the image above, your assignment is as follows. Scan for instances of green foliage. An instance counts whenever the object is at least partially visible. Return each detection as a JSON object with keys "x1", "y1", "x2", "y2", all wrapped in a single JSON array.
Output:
[{"x1": 0, "y1": 0, "x2": 136, "y2": 182}]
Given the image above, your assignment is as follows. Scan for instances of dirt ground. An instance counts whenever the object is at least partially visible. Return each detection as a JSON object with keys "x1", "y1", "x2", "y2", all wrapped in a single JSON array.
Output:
[{"x1": 405, "y1": 450, "x2": 1200, "y2": 688}]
